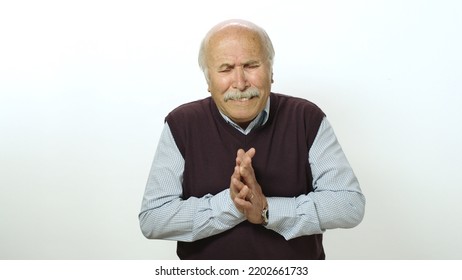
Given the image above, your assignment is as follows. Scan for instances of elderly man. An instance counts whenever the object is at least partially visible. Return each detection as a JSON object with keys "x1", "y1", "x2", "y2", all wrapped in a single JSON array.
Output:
[{"x1": 139, "y1": 19, "x2": 365, "y2": 259}]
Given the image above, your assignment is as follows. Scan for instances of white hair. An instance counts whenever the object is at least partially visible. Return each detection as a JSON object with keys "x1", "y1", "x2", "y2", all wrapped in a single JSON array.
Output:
[{"x1": 198, "y1": 19, "x2": 275, "y2": 82}]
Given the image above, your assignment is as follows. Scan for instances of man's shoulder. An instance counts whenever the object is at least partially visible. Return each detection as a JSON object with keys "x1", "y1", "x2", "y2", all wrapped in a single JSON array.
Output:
[
  {"x1": 166, "y1": 97, "x2": 213, "y2": 121},
  {"x1": 271, "y1": 92, "x2": 324, "y2": 114},
  {"x1": 164, "y1": 97, "x2": 218, "y2": 132}
]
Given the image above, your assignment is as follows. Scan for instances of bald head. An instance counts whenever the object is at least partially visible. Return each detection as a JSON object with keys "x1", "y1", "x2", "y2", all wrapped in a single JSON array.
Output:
[{"x1": 198, "y1": 19, "x2": 275, "y2": 81}]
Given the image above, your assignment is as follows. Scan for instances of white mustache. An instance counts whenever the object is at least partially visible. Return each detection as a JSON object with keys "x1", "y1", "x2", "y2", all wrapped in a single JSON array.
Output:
[{"x1": 224, "y1": 88, "x2": 260, "y2": 102}]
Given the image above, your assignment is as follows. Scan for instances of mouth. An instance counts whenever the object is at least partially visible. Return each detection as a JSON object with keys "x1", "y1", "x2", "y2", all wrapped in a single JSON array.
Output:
[
  {"x1": 226, "y1": 95, "x2": 258, "y2": 103},
  {"x1": 235, "y1": 97, "x2": 251, "y2": 101},
  {"x1": 227, "y1": 97, "x2": 257, "y2": 104}
]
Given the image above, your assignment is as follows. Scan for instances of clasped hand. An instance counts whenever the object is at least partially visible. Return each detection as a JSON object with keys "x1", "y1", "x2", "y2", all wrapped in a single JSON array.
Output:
[{"x1": 229, "y1": 148, "x2": 268, "y2": 224}]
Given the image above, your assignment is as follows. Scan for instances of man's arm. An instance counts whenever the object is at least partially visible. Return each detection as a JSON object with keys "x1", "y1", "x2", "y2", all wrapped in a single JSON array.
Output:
[
  {"x1": 138, "y1": 123, "x2": 245, "y2": 242},
  {"x1": 264, "y1": 117, "x2": 366, "y2": 240}
]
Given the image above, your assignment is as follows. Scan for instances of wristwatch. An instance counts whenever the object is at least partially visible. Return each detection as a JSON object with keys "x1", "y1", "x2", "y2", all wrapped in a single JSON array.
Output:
[{"x1": 261, "y1": 205, "x2": 269, "y2": 226}]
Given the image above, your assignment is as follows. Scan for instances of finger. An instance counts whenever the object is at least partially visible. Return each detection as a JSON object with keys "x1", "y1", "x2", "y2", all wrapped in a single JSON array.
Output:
[
  {"x1": 240, "y1": 157, "x2": 253, "y2": 172},
  {"x1": 240, "y1": 148, "x2": 255, "y2": 169},
  {"x1": 231, "y1": 165, "x2": 241, "y2": 181},
  {"x1": 234, "y1": 196, "x2": 263, "y2": 223},
  {"x1": 236, "y1": 184, "x2": 250, "y2": 199},
  {"x1": 234, "y1": 196, "x2": 252, "y2": 209},
  {"x1": 245, "y1": 148, "x2": 256, "y2": 158},
  {"x1": 239, "y1": 162, "x2": 257, "y2": 186},
  {"x1": 230, "y1": 177, "x2": 244, "y2": 194},
  {"x1": 232, "y1": 184, "x2": 250, "y2": 214},
  {"x1": 236, "y1": 149, "x2": 245, "y2": 166},
  {"x1": 230, "y1": 166, "x2": 244, "y2": 200}
]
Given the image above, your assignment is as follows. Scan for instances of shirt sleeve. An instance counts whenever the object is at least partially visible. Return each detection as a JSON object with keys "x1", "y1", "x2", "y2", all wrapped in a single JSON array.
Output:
[
  {"x1": 265, "y1": 117, "x2": 366, "y2": 240},
  {"x1": 138, "y1": 123, "x2": 246, "y2": 242}
]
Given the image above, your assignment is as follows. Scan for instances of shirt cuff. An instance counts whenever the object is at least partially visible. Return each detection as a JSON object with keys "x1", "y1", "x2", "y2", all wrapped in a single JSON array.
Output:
[
  {"x1": 209, "y1": 189, "x2": 246, "y2": 226},
  {"x1": 265, "y1": 197, "x2": 296, "y2": 230},
  {"x1": 265, "y1": 196, "x2": 324, "y2": 240}
]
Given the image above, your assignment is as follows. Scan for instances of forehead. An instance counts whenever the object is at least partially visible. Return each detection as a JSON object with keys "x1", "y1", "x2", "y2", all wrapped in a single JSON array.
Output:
[{"x1": 206, "y1": 26, "x2": 266, "y2": 63}]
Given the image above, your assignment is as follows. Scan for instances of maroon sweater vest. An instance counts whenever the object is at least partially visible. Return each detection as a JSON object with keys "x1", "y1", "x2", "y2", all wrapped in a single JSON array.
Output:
[{"x1": 165, "y1": 93, "x2": 326, "y2": 259}]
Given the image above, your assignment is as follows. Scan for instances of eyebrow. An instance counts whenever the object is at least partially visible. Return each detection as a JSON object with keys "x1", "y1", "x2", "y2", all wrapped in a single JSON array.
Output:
[
  {"x1": 218, "y1": 63, "x2": 234, "y2": 70},
  {"x1": 217, "y1": 60, "x2": 261, "y2": 70}
]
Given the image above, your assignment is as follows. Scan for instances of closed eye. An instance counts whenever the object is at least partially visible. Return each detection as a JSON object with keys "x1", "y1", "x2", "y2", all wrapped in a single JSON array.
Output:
[
  {"x1": 218, "y1": 64, "x2": 234, "y2": 73},
  {"x1": 218, "y1": 68, "x2": 233, "y2": 73},
  {"x1": 244, "y1": 62, "x2": 260, "y2": 69}
]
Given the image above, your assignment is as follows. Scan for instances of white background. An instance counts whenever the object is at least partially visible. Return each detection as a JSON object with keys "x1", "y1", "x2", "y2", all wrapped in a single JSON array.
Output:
[{"x1": 1, "y1": 0, "x2": 461, "y2": 259}]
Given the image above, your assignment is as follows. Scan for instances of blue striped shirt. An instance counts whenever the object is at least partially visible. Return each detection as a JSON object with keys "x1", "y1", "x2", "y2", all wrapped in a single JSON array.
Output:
[{"x1": 139, "y1": 99, "x2": 365, "y2": 242}]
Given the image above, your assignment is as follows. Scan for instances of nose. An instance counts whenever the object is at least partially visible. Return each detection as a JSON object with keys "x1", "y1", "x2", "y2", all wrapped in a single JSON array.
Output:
[{"x1": 233, "y1": 67, "x2": 249, "y2": 91}]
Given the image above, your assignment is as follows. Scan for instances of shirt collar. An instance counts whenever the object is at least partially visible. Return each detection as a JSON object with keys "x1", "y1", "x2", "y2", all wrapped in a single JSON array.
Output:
[{"x1": 219, "y1": 97, "x2": 270, "y2": 135}]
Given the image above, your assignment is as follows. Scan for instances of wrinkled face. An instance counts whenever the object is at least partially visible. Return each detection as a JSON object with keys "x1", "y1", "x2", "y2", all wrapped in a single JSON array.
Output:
[{"x1": 205, "y1": 26, "x2": 273, "y2": 128}]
